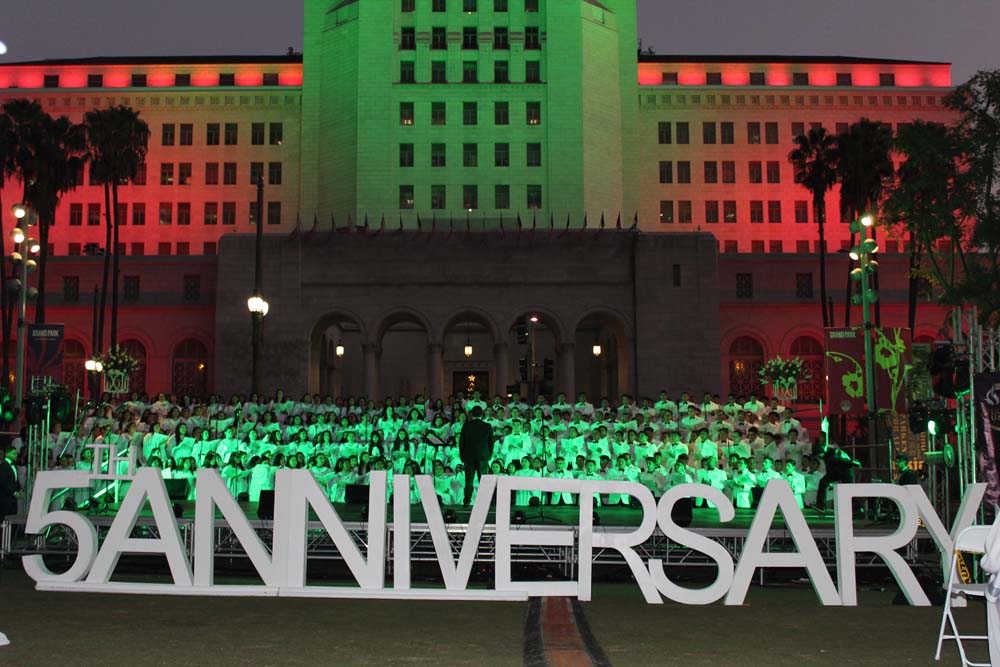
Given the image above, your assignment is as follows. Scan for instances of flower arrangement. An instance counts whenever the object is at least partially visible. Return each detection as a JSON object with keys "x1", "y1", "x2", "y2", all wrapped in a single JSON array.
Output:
[
  {"x1": 758, "y1": 355, "x2": 811, "y2": 389},
  {"x1": 99, "y1": 345, "x2": 140, "y2": 375}
]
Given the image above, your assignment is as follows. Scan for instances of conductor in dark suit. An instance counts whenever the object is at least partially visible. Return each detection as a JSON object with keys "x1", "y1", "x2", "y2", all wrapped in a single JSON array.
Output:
[
  {"x1": 0, "y1": 443, "x2": 20, "y2": 524},
  {"x1": 460, "y1": 406, "x2": 493, "y2": 505}
]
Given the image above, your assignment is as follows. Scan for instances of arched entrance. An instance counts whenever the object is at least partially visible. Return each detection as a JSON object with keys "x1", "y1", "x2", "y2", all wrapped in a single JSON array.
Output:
[
  {"x1": 120, "y1": 339, "x2": 147, "y2": 395},
  {"x1": 63, "y1": 339, "x2": 87, "y2": 398},
  {"x1": 377, "y1": 311, "x2": 431, "y2": 400},
  {"x1": 727, "y1": 335, "x2": 765, "y2": 400},
  {"x1": 573, "y1": 311, "x2": 629, "y2": 403},
  {"x1": 506, "y1": 311, "x2": 562, "y2": 401},
  {"x1": 171, "y1": 338, "x2": 209, "y2": 397},
  {"x1": 310, "y1": 312, "x2": 366, "y2": 397},
  {"x1": 442, "y1": 310, "x2": 500, "y2": 398},
  {"x1": 789, "y1": 335, "x2": 824, "y2": 402}
]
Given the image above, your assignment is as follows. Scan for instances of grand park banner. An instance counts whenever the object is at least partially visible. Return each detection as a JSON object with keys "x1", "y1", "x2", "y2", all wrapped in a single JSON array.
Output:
[
  {"x1": 825, "y1": 327, "x2": 911, "y2": 415},
  {"x1": 25, "y1": 323, "x2": 64, "y2": 385},
  {"x1": 975, "y1": 373, "x2": 1000, "y2": 508}
]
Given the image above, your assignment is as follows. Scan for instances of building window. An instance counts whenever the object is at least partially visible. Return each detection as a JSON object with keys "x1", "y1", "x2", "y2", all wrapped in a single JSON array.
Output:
[
  {"x1": 795, "y1": 273, "x2": 814, "y2": 299},
  {"x1": 526, "y1": 102, "x2": 541, "y2": 125},
  {"x1": 677, "y1": 161, "x2": 691, "y2": 184},
  {"x1": 748, "y1": 161, "x2": 762, "y2": 184},
  {"x1": 177, "y1": 202, "x2": 191, "y2": 225},
  {"x1": 431, "y1": 185, "x2": 446, "y2": 209},
  {"x1": 792, "y1": 72, "x2": 809, "y2": 86},
  {"x1": 495, "y1": 143, "x2": 510, "y2": 167},
  {"x1": 524, "y1": 27, "x2": 540, "y2": 50},
  {"x1": 206, "y1": 123, "x2": 220, "y2": 145},
  {"x1": 268, "y1": 162, "x2": 282, "y2": 185},
  {"x1": 525, "y1": 0, "x2": 538, "y2": 11},
  {"x1": 251, "y1": 162, "x2": 264, "y2": 185},
  {"x1": 87, "y1": 74, "x2": 103, "y2": 88},
  {"x1": 463, "y1": 143, "x2": 478, "y2": 167},
  {"x1": 791, "y1": 122, "x2": 805, "y2": 139},
  {"x1": 464, "y1": 0, "x2": 477, "y2": 10},
  {"x1": 526, "y1": 185, "x2": 542, "y2": 209},
  {"x1": 724, "y1": 240, "x2": 738, "y2": 253},
  {"x1": 431, "y1": 143, "x2": 446, "y2": 167},
  {"x1": 462, "y1": 27, "x2": 478, "y2": 50},
  {"x1": 706, "y1": 72, "x2": 722, "y2": 85},
  {"x1": 495, "y1": 0, "x2": 508, "y2": 10},
  {"x1": 267, "y1": 201, "x2": 281, "y2": 226},
  {"x1": 400, "y1": 61, "x2": 416, "y2": 83},
  {"x1": 402, "y1": 0, "x2": 415, "y2": 10},
  {"x1": 658, "y1": 122, "x2": 672, "y2": 144},
  {"x1": 250, "y1": 202, "x2": 260, "y2": 226},
  {"x1": 224, "y1": 123, "x2": 238, "y2": 145},
  {"x1": 463, "y1": 102, "x2": 478, "y2": 124},
  {"x1": 162, "y1": 124, "x2": 175, "y2": 146},
  {"x1": 526, "y1": 142, "x2": 541, "y2": 167},
  {"x1": 463, "y1": 185, "x2": 478, "y2": 210},
  {"x1": 222, "y1": 202, "x2": 236, "y2": 225},
  {"x1": 399, "y1": 185, "x2": 415, "y2": 209},
  {"x1": 749, "y1": 72, "x2": 765, "y2": 85},
  {"x1": 203, "y1": 242, "x2": 218, "y2": 255},
  {"x1": 768, "y1": 200, "x2": 782, "y2": 224},
  {"x1": 752, "y1": 240, "x2": 765, "y2": 254},
  {"x1": 836, "y1": 72, "x2": 853, "y2": 86},
  {"x1": 495, "y1": 60, "x2": 510, "y2": 83},
  {"x1": 678, "y1": 201, "x2": 692, "y2": 223},
  {"x1": 766, "y1": 161, "x2": 780, "y2": 183},
  {"x1": 400, "y1": 102, "x2": 415, "y2": 125},
  {"x1": 495, "y1": 184, "x2": 510, "y2": 209},
  {"x1": 749, "y1": 201, "x2": 764, "y2": 223},
  {"x1": 252, "y1": 123, "x2": 265, "y2": 145},
  {"x1": 702, "y1": 122, "x2": 716, "y2": 144},
  {"x1": 126, "y1": 73, "x2": 146, "y2": 88},
  {"x1": 63, "y1": 276, "x2": 80, "y2": 303},
  {"x1": 159, "y1": 203, "x2": 172, "y2": 225},
  {"x1": 658, "y1": 161, "x2": 672, "y2": 184},
  {"x1": 270, "y1": 122, "x2": 283, "y2": 146},
  {"x1": 175, "y1": 123, "x2": 192, "y2": 146},
  {"x1": 495, "y1": 102, "x2": 509, "y2": 125},
  {"x1": 525, "y1": 61, "x2": 541, "y2": 83},
  {"x1": 747, "y1": 122, "x2": 761, "y2": 144},
  {"x1": 723, "y1": 200, "x2": 737, "y2": 223},
  {"x1": 433, "y1": 0, "x2": 446, "y2": 9},
  {"x1": 879, "y1": 73, "x2": 896, "y2": 87},
  {"x1": 176, "y1": 242, "x2": 190, "y2": 256},
  {"x1": 124, "y1": 276, "x2": 141, "y2": 301},
  {"x1": 69, "y1": 204, "x2": 83, "y2": 226},
  {"x1": 764, "y1": 122, "x2": 778, "y2": 144},
  {"x1": 718, "y1": 122, "x2": 734, "y2": 145},
  {"x1": 705, "y1": 201, "x2": 719, "y2": 223},
  {"x1": 175, "y1": 73, "x2": 191, "y2": 86},
  {"x1": 131, "y1": 203, "x2": 146, "y2": 226},
  {"x1": 432, "y1": 102, "x2": 446, "y2": 125},
  {"x1": 44, "y1": 74, "x2": 60, "y2": 88},
  {"x1": 721, "y1": 161, "x2": 735, "y2": 184},
  {"x1": 401, "y1": 27, "x2": 417, "y2": 50},
  {"x1": 219, "y1": 73, "x2": 235, "y2": 86},
  {"x1": 769, "y1": 240, "x2": 783, "y2": 253},
  {"x1": 68, "y1": 243, "x2": 82, "y2": 256},
  {"x1": 432, "y1": 27, "x2": 447, "y2": 50},
  {"x1": 263, "y1": 72, "x2": 279, "y2": 86},
  {"x1": 400, "y1": 143, "x2": 414, "y2": 167},
  {"x1": 795, "y1": 200, "x2": 809, "y2": 223},
  {"x1": 704, "y1": 161, "x2": 718, "y2": 183},
  {"x1": 735, "y1": 273, "x2": 754, "y2": 299},
  {"x1": 661, "y1": 72, "x2": 678, "y2": 85},
  {"x1": 676, "y1": 122, "x2": 690, "y2": 144},
  {"x1": 204, "y1": 202, "x2": 218, "y2": 225},
  {"x1": 178, "y1": 163, "x2": 192, "y2": 185},
  {"x1": 205, "y1": 162, "x2": 219, "y2": 185},
  {"x1": 659, "y1": 200, "x2": 674, "y2": 224},
  {"x1": 494, "y1": 27, "x2": 509, "y2": 49},
  {"x1": 432, "y1": 61, "x2": 447, "y2": 83},
  {"x1": 223, "y1": 162, "x2": 237, "y2": 185},
  {"x1": 87, "y1": 203, "x2": 101, "y2": 226},
  {"x1": 462, "y1": 61, "x2": 478, "y2": 83},
  {"x1": 796, "y1": 240, "x2": 810, "y2": 253}
]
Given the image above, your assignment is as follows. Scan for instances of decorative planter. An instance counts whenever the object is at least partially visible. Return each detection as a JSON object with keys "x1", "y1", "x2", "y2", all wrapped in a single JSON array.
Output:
[
  {"x1": 104, "y1": 370, "x2": 130, "y2": 395},
  {"x1": 770, "y1": 380, "x2": 798, "y2": 402}
]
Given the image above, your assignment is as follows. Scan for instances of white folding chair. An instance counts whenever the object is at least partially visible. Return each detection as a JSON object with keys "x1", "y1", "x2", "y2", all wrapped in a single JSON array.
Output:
[{"x1": 935, "y1": 525, "x2": 991, "y2": 665}]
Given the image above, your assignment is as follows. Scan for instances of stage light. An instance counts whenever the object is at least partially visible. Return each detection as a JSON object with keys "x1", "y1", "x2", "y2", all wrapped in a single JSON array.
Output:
[
  {"x1": 928, "y1": 420, "x2": 937, "y2": 436},
  {"x1": 85, "y1": 359, "x2": 104, "y2": 373},
  {"x1": 11, "y1": 204, "x2": 26, "y2": 221},
  {"x1": 850, "y1": 268, "x2": 863, "y2": 281},
  {"x1": 861, "y1": 239, "x2": 879, "y2": 254},
  {"x1": 592, "y1": 344, "x2": 602, "y2": 357},
  {"x1": 849, "y1": 247, "x2": 861, "y2": 261},
  {"x1": 27, "y1": 238, "x2": 40, "y2": 255},
  {"x1": 861, "y1": 215, "x2": 873, "y2": 227},
  {"x1": 10, "y1": 227, "x2": 24, "y2": 244},
  {"x1": 335, "y1": 344, "x2": 345, "y2": 358},
  {"x1": 247, "y1": 295, "x2": 269, "y2": 316}
]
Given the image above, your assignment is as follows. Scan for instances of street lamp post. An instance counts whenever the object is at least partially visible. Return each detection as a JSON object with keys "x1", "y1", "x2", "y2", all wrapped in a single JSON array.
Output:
[
  {"x1": 10, "y1": 205, "x2": 40, "y2": 409},
  {"x1": 850, "y1": 215, "x2": 881, "y2": 450},
  {"x1": 247, "y1": 178, "x2": 268, "y2": 395}
]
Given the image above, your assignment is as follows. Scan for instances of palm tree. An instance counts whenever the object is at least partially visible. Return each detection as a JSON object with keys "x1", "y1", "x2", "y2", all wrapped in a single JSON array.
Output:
[
  {"x1": 0, "y1": 110, "x2": 14, "y2": 387},
  {"x1": 835, "y1": 119, "x2": 895, "y2": 327},
  {"x1": 789, "y1": 127, "x2": 838, "y2": 328},
  {"x1": 85, "y1": 106, "x2": 150, "y2": 350}
]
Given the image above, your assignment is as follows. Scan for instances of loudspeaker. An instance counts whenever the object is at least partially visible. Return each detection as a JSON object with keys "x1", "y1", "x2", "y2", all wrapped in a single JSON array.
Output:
[
  {"x1": 345, "y1": 484, "x2": 369, "y2": 504},
  {"x1": 257, "y1": 490, "x2": 275, "y2": 519},
  {"x1": 671, "y1": 496, "x2": 693, "y2": 528}
]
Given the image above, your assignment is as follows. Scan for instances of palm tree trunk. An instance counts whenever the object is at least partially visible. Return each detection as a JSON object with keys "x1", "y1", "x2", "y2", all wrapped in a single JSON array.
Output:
[
  {"x1": 815, "y1": 194, "x2": 829, "y2": 328},
  {"x1": 0, "y1": 186, "x2": 9, "y2": 388},
  {"x1": 110, "y1": 181, "x2": 120, "y2": 349},
  {"x1": 844, "y1": 230, "x2": 854, "y2": 328},
  {"x1": 35, "y1": 213, "x2": 51, "y2": 324},
  {"x1": 907, "y1": 234, "x2": 922, "y2": 331},
  {"x1": 97, "y1": 183, "x2": 112, "y2": 353}
]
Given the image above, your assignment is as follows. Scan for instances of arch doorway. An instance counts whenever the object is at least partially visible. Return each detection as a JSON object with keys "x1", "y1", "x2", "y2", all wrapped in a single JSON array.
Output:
[
  {"x1": 442, "y1": 312, "x2": 498, "y2": 398},
  {"x1": 378, "y1": 313, "x2": 430, "y2": 400},
  {"x1": 728, "y1": 336, "x2": 765, "y2": 399},
  {"x1": 574, "y1": 312, "x2": 629, "y2": 403},
  {"x1": 172, "y1": 339, "x2": 209, "y2": 397},
  {"x1": 789, "y1": 335, "x2": 824, "y2": 402},
  {"x1": 311, "y1": 313, "x2": 365, "y2": 398},
  {"x1": 63, "y1": 339, "x2": 87, "y2": 398}
]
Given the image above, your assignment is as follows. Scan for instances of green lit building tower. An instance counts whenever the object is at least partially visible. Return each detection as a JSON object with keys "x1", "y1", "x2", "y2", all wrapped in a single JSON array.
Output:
[{"x1": 301, "y1": 0, "x2": 639, "y2": 227}]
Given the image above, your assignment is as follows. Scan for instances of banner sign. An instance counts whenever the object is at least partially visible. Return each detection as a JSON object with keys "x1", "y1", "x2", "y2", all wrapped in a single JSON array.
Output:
[
  {"x1": 873, "y1": 328, "x2": 911, "y2": 414},
  {"x1": 974, "y1": 373, "x2": 1000, "y2": 508},
  {"x1": 26, "y1": 323, "x2": 64, "y2": 385},
  {"x1": 23, "y1": 466, "x2": 985, "y2": 607},
  {"x1": 825, "y1": 327, "x2": 910, "y2": 415}
]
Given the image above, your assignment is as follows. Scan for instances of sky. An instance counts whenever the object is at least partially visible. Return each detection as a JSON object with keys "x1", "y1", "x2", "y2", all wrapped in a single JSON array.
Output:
[{"x1": 0, "y1": 0, "x2": 998, "y2": 84}]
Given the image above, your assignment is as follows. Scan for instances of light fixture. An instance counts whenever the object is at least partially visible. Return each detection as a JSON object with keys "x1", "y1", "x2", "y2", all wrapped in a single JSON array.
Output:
[
  {"x1": 592, "y1": 344, "x2": 602, "y2": 357},
  {"x1": 335, "y1": 344, "x2": 345, "y2": 358},
  {"x1": 11, "y1": 227, "x2": 24, "y2": 244},
  {"x1": 861, "y1": 215, "x2": 874, "y2": 227},
  {"x1": 529, "y1": 316, "x2": 539, "y2": 323},
  {"x1": 27, "y1": 238, "x2": 40, "y2": 255},
  {"x1": 463, "y1": 319, "x2": 473, "y2": 358},
  {"x1": 11, "y1": 204, "x2": 26, "y2": 220},
  {"x1": 928, "y1": 420, "x2": 937, "y2": 436},
  {"x1": 849, "y1": 247, "x2": 861, "y2": 261},
  {"x1": 85, "y1": 359, "x2": 104, "y2": 373},
  {"x1": 463, "y1": 343, "x2": 473, "y2": 358},
  {"x1": 861, "y1": 239, "x2": 879, "y2": 254},
  {"x1": 247, "y1": 295, "x2": 269, "y2": 316}
]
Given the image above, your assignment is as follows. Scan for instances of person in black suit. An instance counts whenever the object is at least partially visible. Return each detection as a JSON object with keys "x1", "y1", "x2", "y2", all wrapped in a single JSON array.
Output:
[
  {"x1": 812, "y1": 441, "x2": 861, "y2": 512},
  {"x1": 460, "y1": 406, "x2": 493, "y2": 505},
  {"x1": 895, "y1": 453, "x2": 920, "y2": 486},
  {"x1": 0, "y1": 443, "x2": 20, "y2": 524}
]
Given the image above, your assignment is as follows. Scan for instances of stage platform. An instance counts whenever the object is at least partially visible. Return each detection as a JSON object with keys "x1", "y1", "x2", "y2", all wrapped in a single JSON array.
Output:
[{"x1": 2, "y1": 502, "x2": 933, "y2": 584}]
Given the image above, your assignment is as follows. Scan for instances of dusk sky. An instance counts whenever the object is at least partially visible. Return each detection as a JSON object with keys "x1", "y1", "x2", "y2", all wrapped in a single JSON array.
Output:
[{"x1": 1, "y1": 0, "x2": 999, "y2": 83}]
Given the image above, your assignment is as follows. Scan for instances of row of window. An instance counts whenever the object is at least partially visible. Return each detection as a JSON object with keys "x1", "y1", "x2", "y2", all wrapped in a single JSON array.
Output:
[
  {"x1": 61, "y1": 241, "x2": 216, "y2": 257},
  {"x1": 658, "y1": 71, "x2": 899, "y2": 88},
  {"x1": 161, "y1": 122, "x2": 283, "y2": 146},
  {"x1": 659, "y1": 200, "x2": 811, "y2": 225},
  {"x1": 41, "y1": 72, "x2": 285, "y2": 90},
  {"x1": 153, "y1": 162, "x2": 282, "y2": 186},
  {"x1": 400, "y1": 0, "x2": 539, "y2": 12},
  {"x1": 62, "y1": 274, "x2": 201, "y2": 303},
  {"x1": 658, "y1": 160, "x2": 784, "y2": 185},
  {"x1": 400, "y1": 100, "x2": 541, "y2": 125},
  {"x1": 657, "y1": 120, "x2": 893, "y2": 146},
  {"x1": 401, "y1": 142, "x2": 541, "y2": 167},
  {"x1": 61, "y1": 201, "x2": 281, "y2": 227},
  {"x1": 400, "y1": 26, "x2": 541, "y2": 51},
  {"x1": 398, "y1": 184, "x2": 542, "y2": 210},
  {"x1": 400, "y1": 59, "x2": 540, "y2": 84}
]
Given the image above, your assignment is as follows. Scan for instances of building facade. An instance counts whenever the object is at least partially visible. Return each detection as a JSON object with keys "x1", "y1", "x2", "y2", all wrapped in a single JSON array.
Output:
[{"x1": 0, "y1": 0, "x2": 957, "y2": 401}]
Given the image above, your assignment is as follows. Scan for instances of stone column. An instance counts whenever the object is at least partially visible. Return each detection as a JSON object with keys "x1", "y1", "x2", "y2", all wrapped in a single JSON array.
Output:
[
  {"x1": 428, "y1": 343, "x2": 444, "y2": 400},
  {"x1": 558, "y1": 342, "x2": 575, "y2": 399},
  {"x1": 493, "y1": 342, "x2": 509, "y2": 397},
  {"x1": 363, "y1": 343, "x2": 380, "y2": 400}
]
